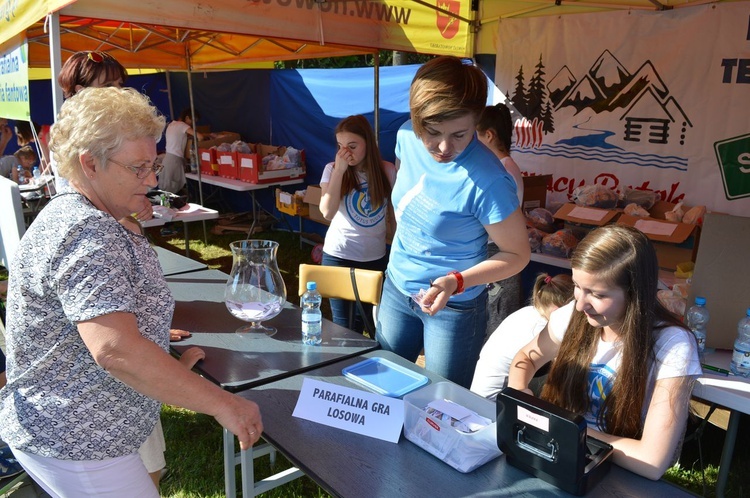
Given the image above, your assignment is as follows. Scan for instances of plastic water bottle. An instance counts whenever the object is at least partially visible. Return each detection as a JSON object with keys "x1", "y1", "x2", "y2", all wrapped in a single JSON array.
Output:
[
  {"x1": 32, "y1": 166, "x2": 40, "y2": 184},
  {"x1": 301, "y1": 281, "x2": 322, "y2": 345},
  {"x1": 730, "y1": 308, "x2": 750, "y2": 377},
  {"x1": 685, "y1": 296, "x2": 709, "y2": 357},
  {"x1": 16, "y1": 164, "x2": 26, "y2": 184}
]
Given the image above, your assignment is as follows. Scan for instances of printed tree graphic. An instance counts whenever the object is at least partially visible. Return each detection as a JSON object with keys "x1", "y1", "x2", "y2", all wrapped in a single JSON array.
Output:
[
  {"x1": 512, "y1": 55, "x2": 555, "y2": 135},
  {"x1": 527, "y1": 55, "x2": 546, "y2": 121},
  {"x1": 511, "y1": 66, "x2": 528, "y2": 117},
  {"x1": 542, "y1": 100, "x2": 555, "y2": 133}
]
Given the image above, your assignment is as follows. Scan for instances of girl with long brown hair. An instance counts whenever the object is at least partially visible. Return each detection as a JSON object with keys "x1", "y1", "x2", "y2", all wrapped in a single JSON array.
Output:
[
  {"x1": 508, "y1": 224, "x2": 700, "y2": 480},
  {"x1": 319, "y1": 115, "x2": 396, "y2": 333}
]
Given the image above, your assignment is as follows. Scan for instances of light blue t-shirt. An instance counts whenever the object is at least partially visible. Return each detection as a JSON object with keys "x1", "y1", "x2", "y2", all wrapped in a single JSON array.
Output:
[{"x1": 389, "y1": 120, "x2": 519, "y2": 300}]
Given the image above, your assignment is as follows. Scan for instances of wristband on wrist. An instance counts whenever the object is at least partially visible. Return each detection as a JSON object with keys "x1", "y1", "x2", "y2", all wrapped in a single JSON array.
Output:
[{"x1": 447, "y1": 270, "x2": 464, "y2": 295}]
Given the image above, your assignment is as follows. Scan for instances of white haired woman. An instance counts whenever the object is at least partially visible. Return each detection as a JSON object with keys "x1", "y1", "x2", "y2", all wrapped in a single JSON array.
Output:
[{"x1": 0, "y1": 87, "x2": 263, "y2": 497}]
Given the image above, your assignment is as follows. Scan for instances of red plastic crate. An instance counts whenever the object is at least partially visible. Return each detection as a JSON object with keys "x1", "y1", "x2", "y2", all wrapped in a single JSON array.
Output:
[
  {"x1": 198, "y1": 148, "x2": 218, "y2": 176},
  {"x1": 217, "y1": 150, "x2": 239, "y2": 179}
]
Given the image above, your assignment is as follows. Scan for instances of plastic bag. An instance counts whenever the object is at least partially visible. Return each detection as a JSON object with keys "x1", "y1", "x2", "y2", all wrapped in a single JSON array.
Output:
[
  {"x1": 541, "y1": 229, "x2": 578, "y2": 258},
  {"x1": 526, "y1": 208, "x2": 556, "y2": 233},
  {"x1": 664, "y1": 201, "x2": 684, "y2": 223},
  {"x1": 528, "y1": 227, "x2": 546, "y2": 253},
  {"x1": 682, "y1": 205, "x2": 706, "y2": 225},
  {"x1": 622, "y1": 188, "x2": 658, "y2": 209},
  {"x1": 571, "y1": 185, "x2": 618, "y2": 208},
  {"x1": 657, "y1": 289, "x2": 686, "y2": 317},
  {"x1": 623, "y1": 203, "x2": 650, "y2": 217}
]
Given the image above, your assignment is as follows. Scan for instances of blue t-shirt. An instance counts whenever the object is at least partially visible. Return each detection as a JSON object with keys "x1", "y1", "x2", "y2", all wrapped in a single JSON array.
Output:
[{"x1": 389, "y1": 120, "x2": 518, "y2": 300}]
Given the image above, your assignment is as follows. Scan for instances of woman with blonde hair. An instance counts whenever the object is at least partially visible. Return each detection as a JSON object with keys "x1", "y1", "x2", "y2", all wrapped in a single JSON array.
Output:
[
  {"x1": 0, "y1": 87, "x2": 263, "y2": 497},
  {"x1": 508, "y1": 224, "x2": 700, "y2": 480}
]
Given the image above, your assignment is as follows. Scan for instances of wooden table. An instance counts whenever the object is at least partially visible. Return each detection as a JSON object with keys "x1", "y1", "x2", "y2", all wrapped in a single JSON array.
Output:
[
  {"x1": 164, "y1": 268, "x2": 379, "y2": 496},
  {"x1": 239, "y1": 350, "x2": 695, "y2": 498},
  {"x1": 692, "y1": 349, "x2": 750, "y2": 498}
]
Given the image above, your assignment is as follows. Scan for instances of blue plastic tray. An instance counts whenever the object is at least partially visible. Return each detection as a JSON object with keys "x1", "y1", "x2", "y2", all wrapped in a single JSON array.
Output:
[{"x1": 342, "y1": 357, "x2": 429, "y2": 398}]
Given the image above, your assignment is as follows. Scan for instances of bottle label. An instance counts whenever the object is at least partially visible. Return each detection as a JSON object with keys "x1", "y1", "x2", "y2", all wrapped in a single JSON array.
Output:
[{"x1": 733, "y1": 348, "x2": 750, "y2": 369}]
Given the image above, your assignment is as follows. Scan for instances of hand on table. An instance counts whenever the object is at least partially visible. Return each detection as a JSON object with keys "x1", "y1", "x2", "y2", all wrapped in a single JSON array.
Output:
[
  {"x1": 170, "y1": 328, "x2": 192, "y2": 341},
  {"x1": 214, "y1": 394, "x2": 264, "y2": 451},
  {"x1": 178, "y1": 346, "x2": 205, "y2": 369}
]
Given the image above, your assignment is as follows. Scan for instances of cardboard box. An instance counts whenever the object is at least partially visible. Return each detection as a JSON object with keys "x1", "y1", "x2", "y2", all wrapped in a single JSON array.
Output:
[
  {"x1": 553, "y1": 203, "x2": 620, "y2": 239},
  {"x1": 617, "y1": 201, "x2": 701, "y2": 271},
  {"x1": 195, "y1": 131, "x2": 241, "y2": 150},
  {"x1": 687, "y1": 212, "x2": 750, "y2": 350},
  {"x1": 216, "y1": 150, "x2": 239, "y2": 179},
  {"x1": 302, "y1": 185, "x2": 329, "y2": 225},
  {"x1": 198, "y1": 148, "x2": 219, "y2": 176},
  {"x1": 522, "y1": 174, "x2": 551, "y2": 212},
  {"x1": 275, "y1": 189, "x2": 309, "y2": 216}
]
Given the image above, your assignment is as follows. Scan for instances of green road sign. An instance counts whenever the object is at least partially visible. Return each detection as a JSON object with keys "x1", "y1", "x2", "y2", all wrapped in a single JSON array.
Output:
[{"x1": 715, "y1": 134, "x2": 750, "y2": 200}]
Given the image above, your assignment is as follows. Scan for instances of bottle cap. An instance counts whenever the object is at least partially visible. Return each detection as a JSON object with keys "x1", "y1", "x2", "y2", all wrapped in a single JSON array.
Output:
[
  {"x1": 306, "y1": 281, "x2": 317, "y2": 291},
  {"x1": 695, "y1": 296, "x2": 706, "y2": 306}
]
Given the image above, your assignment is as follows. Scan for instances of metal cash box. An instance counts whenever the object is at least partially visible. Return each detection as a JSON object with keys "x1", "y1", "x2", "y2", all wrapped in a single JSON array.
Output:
[{"x1": 496, "y1": 387, "x2": 614, "y2": 496}]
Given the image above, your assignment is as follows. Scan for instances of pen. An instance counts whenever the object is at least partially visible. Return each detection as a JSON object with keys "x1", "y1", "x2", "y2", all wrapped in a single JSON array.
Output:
[{"x1": 701, "y1": 363, "x2": 732, "y2": 376}]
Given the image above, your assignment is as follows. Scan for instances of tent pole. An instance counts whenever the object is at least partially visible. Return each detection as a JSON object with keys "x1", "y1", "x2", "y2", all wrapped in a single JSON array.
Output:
[
  {"x1": 48, "y1": 13, "x2": 64, "y2": 118},
  {"x1": 374, "y1": 52, "x2": 380, "y2": 146},
  {"x1": 165, "y1": 70, "x2": 175, "y2": 123},
  {"x1": 185, "y1": 53, "x2": 208, "y2": 246}
]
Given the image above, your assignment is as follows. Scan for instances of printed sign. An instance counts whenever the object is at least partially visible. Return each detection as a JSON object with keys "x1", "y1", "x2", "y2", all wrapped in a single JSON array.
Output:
[
  {"x1": 293, "y1": 377, "x2": 404, "y2": 443},
  {"x1": 0, "y1": 39, "x2": 30, "y2": 120}
]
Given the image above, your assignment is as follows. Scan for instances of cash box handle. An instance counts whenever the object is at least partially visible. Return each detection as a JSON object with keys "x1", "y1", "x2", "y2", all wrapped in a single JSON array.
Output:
[{"x1": 516, "y1": 426, "x2": 558, "y2": 462}]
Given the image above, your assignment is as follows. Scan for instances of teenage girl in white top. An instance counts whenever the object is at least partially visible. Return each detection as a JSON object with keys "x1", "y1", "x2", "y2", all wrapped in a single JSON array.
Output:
[{"x1": 319, "y1": 115, "x2": 396, "y2": 333}]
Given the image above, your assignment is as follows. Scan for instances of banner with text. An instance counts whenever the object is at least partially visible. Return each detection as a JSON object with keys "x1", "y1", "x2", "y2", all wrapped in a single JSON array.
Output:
[
  {"x1": 0, "y1": 39, "x2": 30, "y2": 120},
  {"x1": 494, "y1": 3, "x2": 750, "y2": 216}
]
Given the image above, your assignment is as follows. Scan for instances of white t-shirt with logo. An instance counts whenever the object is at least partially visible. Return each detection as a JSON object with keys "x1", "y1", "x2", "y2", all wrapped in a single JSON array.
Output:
[
  {"x1": 548, "y1": 301, "x2": 701, "y2": 430},
  {"x1": 321, "y1": 161, "x2": 395, "y2": 262}
]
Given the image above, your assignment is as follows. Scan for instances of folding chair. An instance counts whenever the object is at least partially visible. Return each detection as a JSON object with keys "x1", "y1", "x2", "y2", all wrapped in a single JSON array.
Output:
[{"x1": 298, "y1": 264, "x2": 384, "y2": 336}]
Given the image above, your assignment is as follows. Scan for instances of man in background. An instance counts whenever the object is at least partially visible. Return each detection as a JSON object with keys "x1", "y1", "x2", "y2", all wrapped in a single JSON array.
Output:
[{"x1": 158, "y1": 108, "x2": 207, "y2": 195}]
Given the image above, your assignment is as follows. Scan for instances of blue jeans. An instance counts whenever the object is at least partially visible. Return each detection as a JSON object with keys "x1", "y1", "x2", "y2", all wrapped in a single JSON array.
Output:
[
  {"x1": 376, "y1": 276, "x2": 487, "y2": 388},
  {"x1": 321, "y1": 252, "x2": 388, "y2": 334}
]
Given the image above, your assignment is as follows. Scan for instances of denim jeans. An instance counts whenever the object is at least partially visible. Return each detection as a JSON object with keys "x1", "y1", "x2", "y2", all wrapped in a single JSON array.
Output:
[
  {"x1": 376, "y1": 276, "x2": 487, "y2": 388},
  {"x1": 321, "y1": 252, "x2": 388, "y2": 335}
]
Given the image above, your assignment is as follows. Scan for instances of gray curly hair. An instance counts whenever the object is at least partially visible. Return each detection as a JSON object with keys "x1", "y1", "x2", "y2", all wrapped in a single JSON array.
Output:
[{"x1": 49, "y1": 87, "x2": 165, "y2": 183}]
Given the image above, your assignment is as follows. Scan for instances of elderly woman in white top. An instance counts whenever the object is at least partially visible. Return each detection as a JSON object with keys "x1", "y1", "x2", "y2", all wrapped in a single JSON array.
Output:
[{"x1": 0, "y1": 87, "x2": 262, "y2": 497}]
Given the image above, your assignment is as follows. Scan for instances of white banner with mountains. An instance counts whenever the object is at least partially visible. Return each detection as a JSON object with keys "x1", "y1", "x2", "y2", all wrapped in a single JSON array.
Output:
[{"x1": 494, "y1": 3, "x2": 750, "y2": 216}]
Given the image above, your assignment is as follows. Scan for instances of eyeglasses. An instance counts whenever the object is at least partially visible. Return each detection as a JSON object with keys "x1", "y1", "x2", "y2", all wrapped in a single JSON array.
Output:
[{"x1": 108, "y1": 157, "x2": 163, "y2": 179}]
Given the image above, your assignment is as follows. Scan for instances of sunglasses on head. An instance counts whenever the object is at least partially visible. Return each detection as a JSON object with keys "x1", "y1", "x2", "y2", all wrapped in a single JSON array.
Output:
[{"x1": 87, "y1": 51, "x2": 107, "y2": 63}]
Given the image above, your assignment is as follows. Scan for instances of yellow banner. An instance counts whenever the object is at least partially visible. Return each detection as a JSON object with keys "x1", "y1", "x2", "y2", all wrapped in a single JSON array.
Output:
[
  {"x1": 372, "y1": 0, "x2": 474, "y2": 56},
  {"x1": 0, "y1": 38, "x2": 30, "y2": 120},
  {"x1": 0, "y1": 0, "x2": 67, "y2": 49}
]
